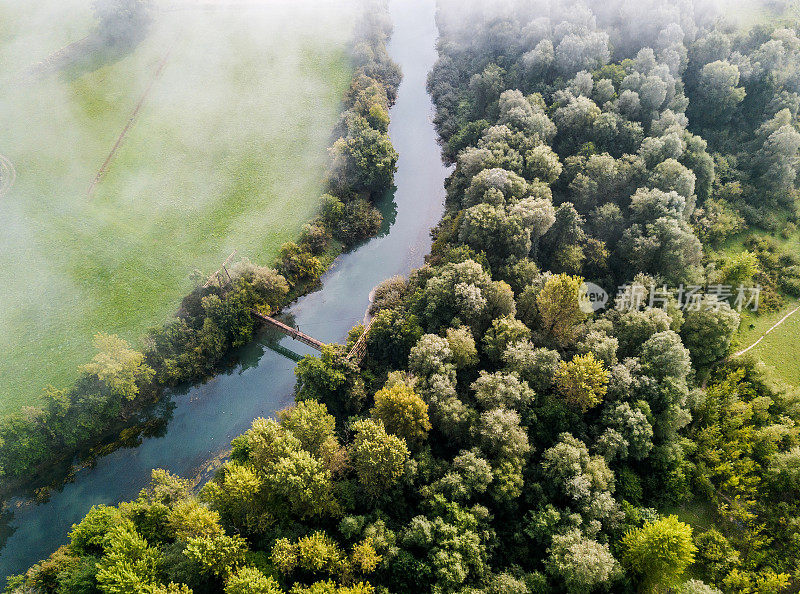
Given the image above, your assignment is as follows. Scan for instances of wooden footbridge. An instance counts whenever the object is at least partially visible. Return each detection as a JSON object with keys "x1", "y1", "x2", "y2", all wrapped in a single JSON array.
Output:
[
  {"x1": 207, "y1": 253, "x2": 376, "y2": 362},
  {"x1": 251, "y1": 310, "x2": 325, "y2": 351},
  {"x1": 250, "y1": 310, "x2": 376, "y2": 364},
  {"x1": 347, "y1": 316, "x2": 377, "y2": 362}
]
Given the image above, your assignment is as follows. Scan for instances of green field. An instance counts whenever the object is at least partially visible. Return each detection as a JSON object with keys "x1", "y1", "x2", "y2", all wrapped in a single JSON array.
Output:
[
  {"x1": 733, "y1": 299, "x2": 800, "y2": 386},
  {"x1": 0, "y1": 1, "x2": 355, "y2": 413},
  {"x1": 713, "y1": 223, "x2": 800, "y2": 387},
  {"x1": 726, "y1": 0, "x2": 799, "y2": 28}
]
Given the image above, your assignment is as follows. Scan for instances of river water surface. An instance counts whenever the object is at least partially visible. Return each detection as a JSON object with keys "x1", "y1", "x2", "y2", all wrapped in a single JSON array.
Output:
[{"x1": 0, "y1": 0, "x2": 446, "y2": 577}]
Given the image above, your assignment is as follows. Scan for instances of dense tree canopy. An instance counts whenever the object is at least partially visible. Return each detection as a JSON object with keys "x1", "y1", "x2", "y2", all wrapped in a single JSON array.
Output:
[{"x1": 12, "y1": 0, "x2": 800, "y2": 593}]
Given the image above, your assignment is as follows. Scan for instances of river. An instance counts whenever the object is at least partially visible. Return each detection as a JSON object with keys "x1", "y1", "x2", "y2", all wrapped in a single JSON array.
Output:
[{"x1": 0, "y1": 0, "x2": 446, "y2": 578}]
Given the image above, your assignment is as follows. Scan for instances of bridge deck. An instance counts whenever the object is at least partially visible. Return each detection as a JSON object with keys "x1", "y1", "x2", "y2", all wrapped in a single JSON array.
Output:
[{"x1": 251, "y1": 310, "x2": 325, "y2": 351}]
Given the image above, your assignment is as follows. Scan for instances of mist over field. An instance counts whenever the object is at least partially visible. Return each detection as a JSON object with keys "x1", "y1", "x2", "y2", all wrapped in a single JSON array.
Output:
[{"x1": 0, "y1": 0, "x2": 358, "y2": 412}]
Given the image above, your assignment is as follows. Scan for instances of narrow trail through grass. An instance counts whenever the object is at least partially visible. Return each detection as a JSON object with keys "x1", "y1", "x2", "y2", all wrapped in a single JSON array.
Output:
[
  {"x1": 734, "y1": 305, "x2": 800, "y2": 358},
  {"x1": 87, "y1": 47, "x2": 174, "y2": 196},
  {"x1": 0, "y1": 154, "x2": 16, "y2": 197}
]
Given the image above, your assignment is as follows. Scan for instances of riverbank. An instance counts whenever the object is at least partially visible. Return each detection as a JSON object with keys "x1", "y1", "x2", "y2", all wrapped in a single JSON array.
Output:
[{"x1": 0, "y1": 0, "x2": 446, "y2": 578}]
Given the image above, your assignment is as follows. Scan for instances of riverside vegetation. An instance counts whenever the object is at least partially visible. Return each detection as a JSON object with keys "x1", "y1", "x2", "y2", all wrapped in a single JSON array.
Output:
[
  {"x1": 9, "y1": 0, "x2": 800, "y2": 592},
  {"x1": 0, "y1": 0, "x2": 400, "y2": 498}
]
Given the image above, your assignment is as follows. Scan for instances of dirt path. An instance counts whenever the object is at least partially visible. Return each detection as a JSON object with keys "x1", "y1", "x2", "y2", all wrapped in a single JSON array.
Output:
[
  {"x1": 87, "y1": 48, "x2": 174, "y2": 197},
  {"x1": 0, "y1": 154, "x2": 17, "y2": 198},
  {"x1": 732, "y1": 305, "x2": 800, "y2": 358}
]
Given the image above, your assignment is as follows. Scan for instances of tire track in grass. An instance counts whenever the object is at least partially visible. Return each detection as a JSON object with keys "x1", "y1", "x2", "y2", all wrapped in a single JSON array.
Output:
[
  {"x1": 87, "y1": 47, "x2": 174, "y2": 197},
  {"x1": 732, "y1": 305, "x2": 800, "y2": 358}
]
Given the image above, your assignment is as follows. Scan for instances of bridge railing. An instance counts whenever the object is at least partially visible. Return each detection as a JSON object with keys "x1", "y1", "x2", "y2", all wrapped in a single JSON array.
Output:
[
  {"x1": 250, "y1": 310, "x2": 325, "y2": 351},
  {"x1": 251, "y1": 310, "x2": 376, "y2": 363}
]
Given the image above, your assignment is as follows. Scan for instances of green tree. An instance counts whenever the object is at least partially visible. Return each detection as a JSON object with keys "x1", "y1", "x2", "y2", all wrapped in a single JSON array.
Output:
[
  {"x1": 364, "y1": 308, "x2": 423, "y2": 371},
  {"x1": 651, "y1": 158, "x2": 696, "y2": 200},
  {"x1": 445, "y1": 326, "x2": 478, "y2": 369},
  {"x1": 70, "y1": 504, "x2": 130, "y2": 555},
  {"x1": 95, "y1": 524, "x2": 162, "y2": 593},
  {"x1": 458, "y1": 204, "x2": 531, "y2": 264},
  {"x1": 469, "y1": 63, "x2": 506, "y2": 115},
  {"x1": 428, "y1": 449, "x2": 494, "y2": 502},
  {"x1": 482, "y1": 316, "x2": 531, "y2": 362},
  {"x1": 640, "y1": 330, "x2": 692, "y2": 381},
  {"x1": 621, "y1": 516, "x2": 697, "y2": 592},
  {"x1": 502, "y1": 341, "x2": 561, "y2": 393},
  {"x1": 277, "y1": 242, "x2": 325, "y2": 288},
  {"x1": 695, "y1": 60, "x2": 745, "y2": 124},
  {"x1": 600, "y1": 402, "x2": 653, "y2": 461},
  {"x1": 204, "y1": 462, "x2": 262, "y2": 532},
  {"x1": 349, "y1": 419, "x2": 409, "y2": 499},
  {"x1": 720, "y1": 251, "x2": 759, "y2": 289},
  {"x1": 183, "y1": 533, "x2": 248, "y2": 578},
  {"x1": 554, "y1": 353, "x2": 609, "y2": 412},
  {"x1": 396, "y1": 498, "x2": 490, "y2": 592},
  {"x1": 328, "y1": 124, "x2": 398, "y2": 197},
  {"x1": 621, "y1": 215, "x2": 703, "y2": 287},
  {"x1": 225, "y1": 566, "x2": 283, "y2": 594},
  {"x1": 278, "y1": 400, "x2": 338, "y2": 459},
  {"x1": 80, "y1": 333, "x2": 155, "y2": 400},
  {"x1": 680, "y1": 580, "x2": 722, "y2": 594},
  {"x1": 167, "y1": 499, "x2": 224, "y2": 541},
  {"x1": 680, "y1": 299, "x2": 740, "y2": 368},
  {"x1": 408, "y1": 334, "x2": 454, "y2": 380},
  {"x1": 295, "y1": 346, "x2": 366, "y2": 419},
  {"x1": 415, "y1": 260, "x2": 514, "y2": 334},
  {"x1": 271, "y1": 531, "x2": 347, "y2": 579},
  {"x1": 0, "y1": 412, "x2": 53, "y2": 478},
  {"x1": 541, "y1": 434, "x2": 617, "y2": 522},
  {"x1": 471, "y1": 371, "x2": 534, "y2": 411},
  {"x1": 229, "y1": 261, "x2": 290, "y2": 314},
  {"x1": 537, "y1": 274, "x2": 587, "y2": 348},
  {"x1": 267, "y1": 449, "x2": 339, "y2": 519},
  {"x1": 370, "y1": 380, "x2": 431, "y2": 447},
  {"x1": 547, "y1": 529, "x2": 619, "y2": 593}
]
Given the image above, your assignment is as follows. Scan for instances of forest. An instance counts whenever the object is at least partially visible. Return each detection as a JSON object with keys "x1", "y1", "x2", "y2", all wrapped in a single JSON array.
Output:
[{"x1": 8, "y1": 0, "x2": 800, "y2": 592}]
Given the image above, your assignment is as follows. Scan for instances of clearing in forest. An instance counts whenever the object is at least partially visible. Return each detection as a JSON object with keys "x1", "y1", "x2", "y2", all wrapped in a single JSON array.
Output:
[{"x1": 736, "y1": 300, "x2": 800, "y2": 386}]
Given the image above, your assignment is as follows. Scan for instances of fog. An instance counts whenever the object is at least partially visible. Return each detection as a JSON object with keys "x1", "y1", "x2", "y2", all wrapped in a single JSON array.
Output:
[
  {"x1": 435, "y1": 0, "x2": 781, "y2": 58},
  {"x1": 0, "y1": 0, "x2": 360, "y2": 412}
]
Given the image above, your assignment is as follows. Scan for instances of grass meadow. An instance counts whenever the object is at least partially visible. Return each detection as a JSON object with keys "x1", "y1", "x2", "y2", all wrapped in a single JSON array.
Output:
[
  {"x1": 714, "y1": 223, "x2": 800, "y2": 387},
  {"x1": 0, "y1": 0, "x2": 355, "y2": 413},
  {"x1": 734, "y1": 299, "x2": 800, "y2": 387}
]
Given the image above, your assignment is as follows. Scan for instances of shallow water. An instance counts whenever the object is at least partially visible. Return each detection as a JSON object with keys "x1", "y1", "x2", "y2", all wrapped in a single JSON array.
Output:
[{"x1": 0, "y1": 0, "x2": 446, "y2": 578}]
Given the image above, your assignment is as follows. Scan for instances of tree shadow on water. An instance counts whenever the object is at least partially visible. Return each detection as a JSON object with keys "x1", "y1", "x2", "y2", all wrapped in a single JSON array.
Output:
[
  {"x1": 0, "y1": 397, "x2": 175, "y2": 518},
  {"x1": 375, "y1": 185, "x2": 398, "y2": 237}
]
